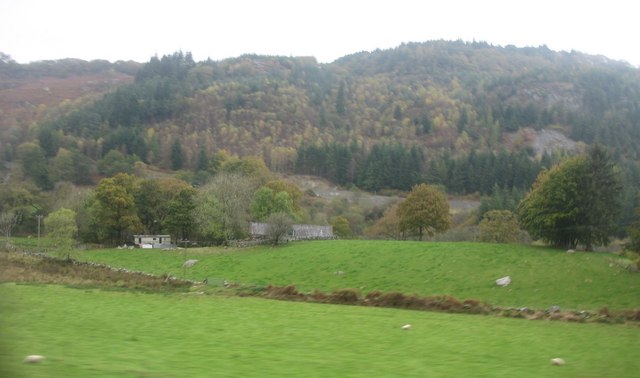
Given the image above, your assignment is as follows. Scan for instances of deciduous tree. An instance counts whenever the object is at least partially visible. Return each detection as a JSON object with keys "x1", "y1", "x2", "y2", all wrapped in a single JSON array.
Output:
[
  {"x1": 478, "y1": 210, "x2": 521, "y2": 243},
  {"x1": 517, "y1": 145, "x2": 622, "y2": 250},
  {"x1": 331, "y1": 216, "x2": 352, "y2": 239},
  {"x1": 88, "y1": 173, "x2": 142, "y2": 245},
  {"x1": 18, "y1": 142, "x2": 52, "y2": 190},
  {"x1": 197, "y1": 173, "x2": 254, "y2": 242},
  {"x1": 265, "y1": 212, "x2": 293, "y2": 245},
  {"x1": 0, "y1": 211, "x2": 19, "y2": 250},
  {"x1": 45, "y1": 208, "x2": 77, "y2": 259},
  {"x1": 251, "y1": 187, "x2": 293, "y2": 221},
  {"x1": 397, "y1": 184, "x2": 451, "y2": 240}
]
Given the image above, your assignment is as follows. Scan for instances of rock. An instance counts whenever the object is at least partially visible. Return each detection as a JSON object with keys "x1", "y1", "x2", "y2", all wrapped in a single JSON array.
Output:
[
  {"x1": 182, "y1": 259, "x2": 198, "y2": 268},
  {"x1": 566, "y1": 249, "x2": 575, "y2": 253},
  {"x1": 550, "y1": 357, "x2": 565, "y2": 366},
  {"x1": 548, "y1": 305, "x2": 561, "y2": 313},
  {"x1": 24, "y1": 355, "x2": 45, "y2": 364},
  {"x1": 495, "y1": 276, "x2": 511, "y2": 286}
]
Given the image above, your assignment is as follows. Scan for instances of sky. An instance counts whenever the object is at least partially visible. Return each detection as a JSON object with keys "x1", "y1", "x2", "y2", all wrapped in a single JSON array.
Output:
[{"x1": 1, "y1": 0, "x2": 638, "y2": 67}]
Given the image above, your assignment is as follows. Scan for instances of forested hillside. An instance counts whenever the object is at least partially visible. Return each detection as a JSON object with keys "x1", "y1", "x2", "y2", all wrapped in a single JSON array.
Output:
[{"x1": 2, "y1": 41, "x2": 640, "y2": 198}]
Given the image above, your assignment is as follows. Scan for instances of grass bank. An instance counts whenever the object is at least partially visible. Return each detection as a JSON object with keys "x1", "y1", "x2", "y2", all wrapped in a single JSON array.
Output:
[
  {"x1": 1, "y1": 283, "x2": 638, "y2": 378},
  {"x1": 77, "y1": 240, "x2": 639, "y2": 311}
]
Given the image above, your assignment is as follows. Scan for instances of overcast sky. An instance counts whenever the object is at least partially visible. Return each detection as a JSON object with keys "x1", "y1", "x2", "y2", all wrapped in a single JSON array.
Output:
[{"x1": 1, "y1": 0, "x2": 638, "y2": 67}]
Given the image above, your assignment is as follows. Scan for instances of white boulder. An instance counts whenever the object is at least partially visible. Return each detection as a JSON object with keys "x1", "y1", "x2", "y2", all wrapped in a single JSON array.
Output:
[
  {"x1": 182, "y1": 259, "x2": 198, "y2": 268},
  {"x1": 495, "y1": 276, "x2": 512, "y2": 287},
  {"x1": 24, "y1": 355, "x2": 45, "y2": 364}
]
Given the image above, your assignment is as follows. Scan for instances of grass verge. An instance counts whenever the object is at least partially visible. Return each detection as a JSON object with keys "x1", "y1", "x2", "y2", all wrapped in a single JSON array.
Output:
[{"x1": 2, "y1": 283, "x2": 639, "y2": 378}]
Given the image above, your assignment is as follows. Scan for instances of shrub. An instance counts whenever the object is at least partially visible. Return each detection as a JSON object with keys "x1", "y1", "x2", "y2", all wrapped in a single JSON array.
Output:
[
  {"x1": 310, "y1": 289, "x2": 329, "y2": 303},
  {"x1": 330, "y1": 288, "x2": 360, "y2": 304},
  {"x1": 265, "y1": 284, "x2": 299, "y2": 298},
  {"x1": 379, "y1": 292, "x2": 408, "y2": 307}
]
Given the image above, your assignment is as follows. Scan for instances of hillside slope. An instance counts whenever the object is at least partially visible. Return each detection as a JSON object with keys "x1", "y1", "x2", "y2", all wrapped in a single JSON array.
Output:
[{"x1": 2, "y1": 42, "x2": 640, "y2": 194}]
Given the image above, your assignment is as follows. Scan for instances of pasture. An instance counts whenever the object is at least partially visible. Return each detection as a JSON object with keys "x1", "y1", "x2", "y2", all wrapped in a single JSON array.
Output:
[
  {"x1": 76, "y1": 240, "x2": 639, "y2": 311},
  {"x1": 1, "y1": 283, "x2": 639, "y2": 377}
]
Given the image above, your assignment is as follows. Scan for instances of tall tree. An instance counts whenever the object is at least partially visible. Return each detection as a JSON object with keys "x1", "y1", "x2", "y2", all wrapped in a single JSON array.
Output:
[
  {"x1": 396, "y1": 184, "x2": 451, "y2": 240},
  {"x1": 134, "y1": 178, "x2": 192, "y2": 234},
  {"x1": 197, "y1": 173, "x2": 254, "y2": 242},
  {"x1": 265, "y1": 212, "x2": 293, "y2": 246},
  {"x1": 196, "y1": 146, "x2": 209, "y2": 172},
  {"x1": 171, "y1": 139, "x2": 184, "y2": 170},
  {"x1": 336, "y1": 81, "x2": 346, "y2": 116},
  {"x1": 18, "y1": 142, "x2": 52, "y2": 190},
  {"x1": 45, "y1": 208, "x2": 77, "y2": 260},
  {"x1": 580, "y1": 144, "x2": 622, "y2": 250},
  {"x1": 88, "y1": 173, "x2": 142, "y2": 245},
  {"x1": 626, "y1": 206, "x2": 640, "y2": 253},
  {"x1": 251, "y1": 187, "x2": 293, "y2": 221},
  {"x1": 518, "y1": 157, "x2": 587, "y2": 249},
  {"x1": 164, "y1": 187, "x2": 197, "y2": 241},
  {"x1": 518, "y1": 146, "x2": 622, "y2": 250},
  {"x1": 0, "y1": 211, "x2": 19, "y2": 250}
]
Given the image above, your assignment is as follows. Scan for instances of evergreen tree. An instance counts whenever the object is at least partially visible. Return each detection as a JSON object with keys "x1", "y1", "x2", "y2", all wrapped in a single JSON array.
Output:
[
  {"x1": 171, "y1": 139, "x2": 184, "y2": 170},
  {"x1": 580, "y1": 144, "x2": 622, "y2": 250},
  {"x1": 164, "y1": 187, "x2": 197, "y2": 240},
  {"x1": 336, "y1": 81, "x2": 346, "y2": 116},
  {"x1": 17, "y1": 143, "x2": 52, "y2": 190},
  {"x1": 196, "y1": 146, "x2": 209, "y2": 172}
]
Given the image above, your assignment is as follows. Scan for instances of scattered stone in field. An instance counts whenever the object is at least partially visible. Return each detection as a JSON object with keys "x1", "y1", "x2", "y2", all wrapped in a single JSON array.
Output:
[
  {"x1": 548, "y1": 305, "x2": 561, "y2": 313},
  {"x1": 526, "y1": 311, "x2": 545, "y2": 320},
  {"x1": 550, "y1": 357, "x2": 565, "y2": 366},
  {"x1": 183, "y1": 259, "x2": 198, "y2": 268},
  {"x1": 495, "y1": 276, "x2": 511, "y2": 286},
  {"x1": 24, "y1": 355, "x2": 45, "y2": 364},
  {"x1": 334, "y1": 271, "x2": 345, "y2": 275},
  {"x1": 566, "y1": 249, "x2": 575, "y2": 254},
  {"x1": 402, "y1": 324, "x2": 412, "y2": 330}
]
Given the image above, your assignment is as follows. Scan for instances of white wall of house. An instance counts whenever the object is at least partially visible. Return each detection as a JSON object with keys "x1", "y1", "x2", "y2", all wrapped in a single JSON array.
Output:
[{"x1": 133, "y1": 235, "x2": 171, "y2": 247}]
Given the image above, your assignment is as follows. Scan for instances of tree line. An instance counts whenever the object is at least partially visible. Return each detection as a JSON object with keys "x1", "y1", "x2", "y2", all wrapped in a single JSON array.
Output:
[{"x1": 295, "y1": 142, "x2": 553, "y2": 195}]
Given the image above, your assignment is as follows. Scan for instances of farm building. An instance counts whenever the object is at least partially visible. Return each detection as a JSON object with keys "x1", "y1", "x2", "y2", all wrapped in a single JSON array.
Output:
[
  {"x1": 249, "y1": 222, "x2": 334, "y2": 240},
  {"x1": 133, "y1": 235, "x2": 172, "y2": 248}
]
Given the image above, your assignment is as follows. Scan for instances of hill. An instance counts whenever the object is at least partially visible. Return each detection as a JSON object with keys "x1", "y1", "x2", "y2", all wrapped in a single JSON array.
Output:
[
  {"x1": 75, "y1": 240, "x2": 639, "y2": 312},
  {"x1": 0, "y1": 57, "x2": 138, "y2": 171},
  {"x1": 2, "y1": 42, "x2": 640, "y2": 196}
]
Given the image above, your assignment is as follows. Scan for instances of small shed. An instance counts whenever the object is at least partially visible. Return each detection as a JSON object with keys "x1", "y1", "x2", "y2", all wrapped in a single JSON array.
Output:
[{"x1": 133, "y1": 235, "x2": 172, "y2": 248}]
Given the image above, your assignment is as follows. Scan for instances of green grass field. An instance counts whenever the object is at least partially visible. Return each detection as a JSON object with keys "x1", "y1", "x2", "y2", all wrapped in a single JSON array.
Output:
[
  {"x1": 2, "y1": 283, "x2": 639, "y2": 378},
  {"x1": 77, "y1": 240, "x2": 639, "y2": 311}
]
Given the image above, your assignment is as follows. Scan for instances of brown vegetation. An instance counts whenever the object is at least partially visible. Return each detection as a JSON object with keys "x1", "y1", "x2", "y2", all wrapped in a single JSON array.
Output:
[{"x1": 0, "y1": 252, "x2": 190, "y2": 291}]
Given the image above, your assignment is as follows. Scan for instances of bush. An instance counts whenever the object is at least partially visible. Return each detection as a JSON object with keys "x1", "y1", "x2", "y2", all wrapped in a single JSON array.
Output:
[
  {"x1": 330, "y1": 288, "x2": 360, "y2": 304},
  {"x1": 265, "y1": 284, "x2": 299, "y2": 298}
]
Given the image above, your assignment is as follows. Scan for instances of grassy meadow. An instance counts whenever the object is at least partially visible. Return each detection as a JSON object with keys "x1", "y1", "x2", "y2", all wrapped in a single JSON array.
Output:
[
  {"x1": 2, "y1": 283, "x2": 639, "y2": 378},
  {"x1": 76, "y1": 240, "x2": 639, "y2": 311}
]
